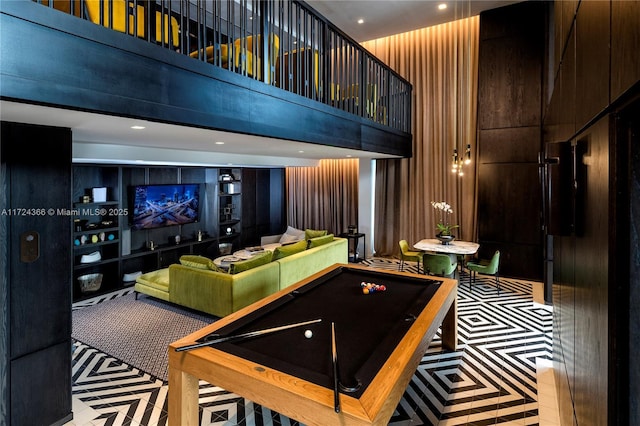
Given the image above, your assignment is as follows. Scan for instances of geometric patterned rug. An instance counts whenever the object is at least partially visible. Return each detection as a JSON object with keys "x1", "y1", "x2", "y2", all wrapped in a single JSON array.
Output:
[
  {"x1": 69, "y1": 257, "x2": 552, "y2": 425},
  {"x1": 72, "y1": 293, "x2": 214, "y2": 381}
]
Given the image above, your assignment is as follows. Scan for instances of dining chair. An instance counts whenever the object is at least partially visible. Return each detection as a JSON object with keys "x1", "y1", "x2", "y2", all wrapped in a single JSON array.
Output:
[
  {"x1": 422, "y1": 253, "x2": 457, "y2": 278},
  {"x1": 398, "y1": 240, "x2": 422, "y2": 274},
  {"x1": 467, "y1": 250, "x2": 501, "y2": 293},
  {"x1": 84, "y1": 0, "x2": 180, "y2": 47},
  {"x1": 232, "y1": 33, "x2": 280, "y2": 82}
]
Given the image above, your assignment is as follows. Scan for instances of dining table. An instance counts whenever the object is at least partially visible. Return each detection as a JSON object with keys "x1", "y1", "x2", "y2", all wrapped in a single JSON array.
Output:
[
  {"x1": 413, "y1": 238, "x2": 480, "y2": 275},
  {"x1": 413, "y1": 238, "x2": 480, "y2": 255}
]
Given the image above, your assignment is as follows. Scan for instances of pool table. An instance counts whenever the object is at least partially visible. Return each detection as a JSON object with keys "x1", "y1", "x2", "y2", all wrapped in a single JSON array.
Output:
[{"x1": 168, "y1": 263, "x2": 458, "y2": 426}]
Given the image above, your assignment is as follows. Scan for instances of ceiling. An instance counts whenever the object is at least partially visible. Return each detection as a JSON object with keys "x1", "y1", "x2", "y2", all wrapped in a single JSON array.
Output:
[
  {"x1": 1, "y1": 0, "x2": 519, "y2": 168},
  {"x1": 306, "y1": 0, "x2": 520, "y2": 42}
]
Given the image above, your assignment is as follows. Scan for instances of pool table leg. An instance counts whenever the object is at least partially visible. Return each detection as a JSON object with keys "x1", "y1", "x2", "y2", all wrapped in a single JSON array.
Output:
[
  {"x1": 168, "y1": 367, "x2": 199, "y2": 426},
  {"x1": 441, "y1": 297, "x2": 458, "y2": 351}
]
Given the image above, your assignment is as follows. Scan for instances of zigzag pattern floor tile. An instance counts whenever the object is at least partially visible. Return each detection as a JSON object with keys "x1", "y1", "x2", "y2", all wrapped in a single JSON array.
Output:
[{"x1": 68, "y1": 258, "x2": 552, "y2": 425}]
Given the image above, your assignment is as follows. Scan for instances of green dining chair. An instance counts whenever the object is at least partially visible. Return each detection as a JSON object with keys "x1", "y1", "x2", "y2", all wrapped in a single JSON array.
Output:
[
  {"x1": 398, "y1": 240, "x2": 422, "y2": 274},
  {"x1": 467, "y1": 250, "x2": 501, "y2": 293},
  {"x1": 422, "y1": 253, "x2": 457, "y2": 278}
]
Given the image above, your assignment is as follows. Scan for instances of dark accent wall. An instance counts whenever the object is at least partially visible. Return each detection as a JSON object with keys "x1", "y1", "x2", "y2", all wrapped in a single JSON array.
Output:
[
  {"x1": 477, "y1": 2, "x2": 546, "y2": 280},
  {"x1": 1, "y1": 122, "x2": 73, "y2": 425},
  {"x1": 241, "y1": 168, "x2": 286, "y2": 248},
  {"x1": 544, "y1": 1, "x2": 640, "y2": 425},
  {"x1": 625, "y1": 102, "x2": 640, "y2": 426}
]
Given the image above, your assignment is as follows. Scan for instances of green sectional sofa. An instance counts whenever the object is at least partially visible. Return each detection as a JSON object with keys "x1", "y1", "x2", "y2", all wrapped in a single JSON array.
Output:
[{"x1": 134, "y1": 235, "x2": 348, "y2": 317}]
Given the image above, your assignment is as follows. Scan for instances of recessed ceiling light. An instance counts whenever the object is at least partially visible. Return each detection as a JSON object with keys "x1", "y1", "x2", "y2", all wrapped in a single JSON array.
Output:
[
  {"x1": 438, "y1": 3, "x2": 447, "y2": 10},
  {"x1": 131, "y1": 125, "x2": 145, "y2": 130},
  {"x1": 215, "y1": 141, "x2": 225, "y2": 145},
  {"x1": 357, "y1": 18, "x2": 364, "y2": 24},
  {"x1": 298, "y1": 150, "x2": 305, "y2": 153},
  {"x1": 346, "y1": 154, "x2": 353, "y2": 158}
]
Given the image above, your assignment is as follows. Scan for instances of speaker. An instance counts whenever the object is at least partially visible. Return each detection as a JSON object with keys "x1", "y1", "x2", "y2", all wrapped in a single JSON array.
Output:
[{"x1": 121, "y1": 229, "x2": 131, "y2": 256}]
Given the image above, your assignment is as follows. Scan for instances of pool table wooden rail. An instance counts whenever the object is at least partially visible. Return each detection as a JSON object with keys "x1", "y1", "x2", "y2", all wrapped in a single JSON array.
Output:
[{"x1": 168, "y1": 263, "x2": 458, "y2": 426}]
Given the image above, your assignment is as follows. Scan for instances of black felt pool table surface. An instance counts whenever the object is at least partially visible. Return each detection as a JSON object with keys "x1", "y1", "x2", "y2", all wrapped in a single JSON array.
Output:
[{"x1": 204, "y1": 267, "x2": 442, "y2": 398}]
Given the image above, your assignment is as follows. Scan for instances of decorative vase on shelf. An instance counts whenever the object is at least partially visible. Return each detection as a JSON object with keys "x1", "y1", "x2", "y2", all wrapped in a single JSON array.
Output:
[{"x1": 436, "y1": 233, "x2": 455, "y2": 245}]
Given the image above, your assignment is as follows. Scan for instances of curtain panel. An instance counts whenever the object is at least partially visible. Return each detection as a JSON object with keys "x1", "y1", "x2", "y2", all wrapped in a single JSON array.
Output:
[
  {"x1": 361, "y1": 17, "x2": 479, "y2": 257},
  {"x1": 286, "y1": 158, "x2": 359, "y2": 235}
]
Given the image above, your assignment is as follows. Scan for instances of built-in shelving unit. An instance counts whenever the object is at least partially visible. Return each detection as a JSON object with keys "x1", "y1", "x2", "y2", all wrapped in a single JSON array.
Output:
[
  {"x1": 218, "y1": 168, "x2": 242, "y2": 252},
  {"x1": 71, "y1": 164, "x2": 285, "y2": 301}
]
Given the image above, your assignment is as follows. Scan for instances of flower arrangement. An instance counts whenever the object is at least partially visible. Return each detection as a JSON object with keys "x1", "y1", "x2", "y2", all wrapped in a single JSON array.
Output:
[{"x1": 430, "y1": 201, "x2": 459, "y2": 236}]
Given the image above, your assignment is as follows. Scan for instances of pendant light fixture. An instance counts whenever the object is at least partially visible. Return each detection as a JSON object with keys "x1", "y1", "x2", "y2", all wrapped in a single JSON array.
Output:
[{"x1": 451, "y1": 0, "x2": 472, "y2": 178}]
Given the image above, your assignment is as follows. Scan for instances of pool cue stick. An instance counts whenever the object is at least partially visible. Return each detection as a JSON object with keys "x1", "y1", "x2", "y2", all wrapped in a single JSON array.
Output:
[
  {"x1": 175, "y1": 318, "x2": 322, "y2": 352},
  {"x1": 331, "y1": 322, "x2": 341, "y2": 413}
]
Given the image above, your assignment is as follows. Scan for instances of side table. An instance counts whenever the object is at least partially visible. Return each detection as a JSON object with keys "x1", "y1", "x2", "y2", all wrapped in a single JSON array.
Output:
[{"x1": 339, "y1": 232, "x2": 366, "y2": 262}]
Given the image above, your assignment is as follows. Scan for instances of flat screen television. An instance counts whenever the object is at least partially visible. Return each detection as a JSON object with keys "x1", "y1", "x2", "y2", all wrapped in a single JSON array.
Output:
[{"x1": 129, "y1": 183, "x2": 200, "y2": 230}]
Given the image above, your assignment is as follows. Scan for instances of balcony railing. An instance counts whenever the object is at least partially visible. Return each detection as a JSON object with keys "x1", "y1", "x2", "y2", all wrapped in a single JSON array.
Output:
[{"x1": 35, "y1": 0, "x2": 411, "y2": 133}]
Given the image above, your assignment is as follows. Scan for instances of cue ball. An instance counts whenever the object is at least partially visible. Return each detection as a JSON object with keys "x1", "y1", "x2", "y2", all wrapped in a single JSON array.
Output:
[{"x1": 304, "y1": 330, "x2": 313, "y2": 339}]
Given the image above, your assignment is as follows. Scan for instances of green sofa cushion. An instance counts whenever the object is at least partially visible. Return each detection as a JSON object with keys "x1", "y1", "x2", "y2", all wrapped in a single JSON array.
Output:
[
  {"x1": 229, "y1": 251, "x2": 273, "y2": 274},
  {"x1": 273, "y1": 239, "x2": 307, "y2": 260},
  {"x1": 307, "y1": 233, "x2": 334, "y2": 249},
  {"x1": 180, "y1": 255, "x2": 213, "y2": 270},
  {"x1": 305, "y1": 228, "x2": 327, "y2": 240}
]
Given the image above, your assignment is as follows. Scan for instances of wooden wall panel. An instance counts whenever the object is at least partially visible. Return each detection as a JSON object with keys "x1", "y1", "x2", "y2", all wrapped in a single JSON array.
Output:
[
  {"x1": 1, "y1": 121, "x2": 72, "y2": 425},
  {"x1": 544, "y1": 20, "x2": 576, "y2": 147},
  {"x1": 554, "y1": 0, "x2": 579, "y2": 77},
  {"x1": 241, "y1": 169, "x2": 258, "y2": 247},
  {"x1": 269, "y1": 169, "x2": 286, "y2": 236},
  {"x1": 478, "y1": 127, "x2": 540, "y2": 163},
  {"x1": 10, "y1": 341, "x2": 72, "y2": 426},
  {"x1": 255, "y1": 168, "x2": 273, "y2": 237},
  {"x1": 477, "y1": 1, "x2": 545, "y2": 281},
  {"x1": 572, "y1": 119, "x2": 609, "y2": 426},
  {"x1": 560, "y1": 27, "x2": 577, "y2": 140},
  {"x1": 477, "y1": 162, "x2": 541, "y2": 245},
  {"x1": 611, "y1": 1, "x2": 640, "y2": 101},
  {"x1": 241, "y1": 168, "x2": 286, "y2": 248},
  {"x1": 575, "y1": 1, "x2": 610, "y2": 129},
  {"x1": 477, "y1": 36, "x2": 543, "y2": 129},
  {"x1": 552, "y1": 233, "x2": 576, "y2": 426},
  {"x1": 626, "y1": 102, "x2": 640, "y2": 425},
  {"x1": 553, "y1": 234, "x2": 576, "y2": 425},
  {"x1": 546, "y1": 1, "x2": 640, "y2": 422}
]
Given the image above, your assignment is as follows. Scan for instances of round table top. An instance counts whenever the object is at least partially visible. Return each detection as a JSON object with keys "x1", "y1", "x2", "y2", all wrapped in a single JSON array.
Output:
[
  {"x1": 413, "y1": 238, "x2": 479, "y2": 255},
  {"x1": 213, "y1": 255, "x2": 242, "y2": 269},
  {"x1": 214, "y1": 245, "x2": 280, "y2": 269}
]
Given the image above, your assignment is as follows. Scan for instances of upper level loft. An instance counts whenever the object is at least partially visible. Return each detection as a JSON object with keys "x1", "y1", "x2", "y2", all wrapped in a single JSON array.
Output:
[{"x1": 0, "y1": 0, "x2": 413, "y2": 159}]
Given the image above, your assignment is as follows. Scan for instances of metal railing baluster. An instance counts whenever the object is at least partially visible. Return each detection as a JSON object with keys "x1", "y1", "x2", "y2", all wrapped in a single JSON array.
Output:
[{"x1": 33, "y1": 0, "x2": 411, "y2": 133}]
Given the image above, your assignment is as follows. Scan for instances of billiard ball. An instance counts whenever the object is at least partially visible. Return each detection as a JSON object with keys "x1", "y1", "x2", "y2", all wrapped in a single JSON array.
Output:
[{"x1": 304, "y1": 330, "x2": 313, "y2": 339}]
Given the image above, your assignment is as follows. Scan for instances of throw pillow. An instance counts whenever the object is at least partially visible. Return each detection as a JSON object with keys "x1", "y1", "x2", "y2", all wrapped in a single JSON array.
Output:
[
  {"x1": 180, "y1": 255, "x2": 214, "y2": 270},
  {"x1": 229, "y1": 251, "x2": 273, "y2": 274},
  {"x1": 307, "y1": 233, "x2": 334, "y2": 249},
  {"x1": 208, "y1": 262, "x2": 227, "y2": 273},
  {"x1": 272, "y1": 239, "x2": 308, "y2": 260},
  {"x1": 279, "y1": 233, "x2": 301, "y2": 244},
  {"x1": 305, "y1": 228, "x2": 327, "y2": 240},
  {"x1": 279, "y1": 226, "x2": 305, "y2": 244}
]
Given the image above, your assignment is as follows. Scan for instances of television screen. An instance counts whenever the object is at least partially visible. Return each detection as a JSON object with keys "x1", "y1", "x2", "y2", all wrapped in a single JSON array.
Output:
[{"x1": 130, "y1": 184, "x2": 200, "y2": 230}]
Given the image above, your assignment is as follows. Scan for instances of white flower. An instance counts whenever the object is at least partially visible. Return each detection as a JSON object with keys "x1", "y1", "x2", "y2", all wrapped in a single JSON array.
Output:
[
  {"x1": 431, "y1": 201, "x2": 458, "y2": 235},
  {"x1": 431, "y1": 201, "x2": 453, "y2": 214}
]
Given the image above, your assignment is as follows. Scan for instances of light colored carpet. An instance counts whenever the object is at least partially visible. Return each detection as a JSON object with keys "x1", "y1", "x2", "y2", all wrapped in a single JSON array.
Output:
[{"x1": 72, "y1": 293, "x2": 215, "y2": 381}]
